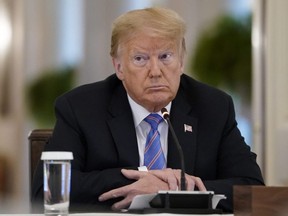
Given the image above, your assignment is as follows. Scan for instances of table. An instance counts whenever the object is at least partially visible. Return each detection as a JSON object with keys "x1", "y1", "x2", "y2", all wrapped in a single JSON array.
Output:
[{"x1": 0, "y1": 214, "x2": 233, "y2": 216}]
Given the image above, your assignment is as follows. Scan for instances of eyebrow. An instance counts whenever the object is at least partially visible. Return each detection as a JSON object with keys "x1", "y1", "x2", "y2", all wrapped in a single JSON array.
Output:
[{"x1": 130, "y1": 45, "x2": 175, "y2": 54}]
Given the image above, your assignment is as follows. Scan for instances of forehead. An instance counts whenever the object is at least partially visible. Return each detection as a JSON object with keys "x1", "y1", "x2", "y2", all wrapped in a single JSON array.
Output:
[{"x1": 119, "y1": 32, "x2": 179, "y2": 54}]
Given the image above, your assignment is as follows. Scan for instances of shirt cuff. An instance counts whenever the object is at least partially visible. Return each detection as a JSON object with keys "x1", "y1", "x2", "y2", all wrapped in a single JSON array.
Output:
[{"x1": 138, "y1": 166, "x2": 148, "y2": 171}]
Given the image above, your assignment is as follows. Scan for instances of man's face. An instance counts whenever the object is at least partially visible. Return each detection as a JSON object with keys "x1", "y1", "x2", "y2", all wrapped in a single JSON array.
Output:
[{"x1": 113, "y1": 33, "x2": 184, "y2": 112}]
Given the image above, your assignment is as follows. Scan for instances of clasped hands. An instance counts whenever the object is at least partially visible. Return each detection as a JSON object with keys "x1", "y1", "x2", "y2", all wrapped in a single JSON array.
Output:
[{"x1": 98, "y1": 168, "x2": 206, "y2": 210}]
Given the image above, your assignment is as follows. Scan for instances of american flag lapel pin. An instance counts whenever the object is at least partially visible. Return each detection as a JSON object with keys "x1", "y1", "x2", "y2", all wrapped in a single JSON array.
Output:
[{"x1": 184, "y1": 124, "x2": 193, "y2": 133}]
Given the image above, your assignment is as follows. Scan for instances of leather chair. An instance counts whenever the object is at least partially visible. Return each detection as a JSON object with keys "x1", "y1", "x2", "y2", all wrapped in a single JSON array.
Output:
[{"x1": 28, "y1": 129, "x2": 52, "y2": 197}]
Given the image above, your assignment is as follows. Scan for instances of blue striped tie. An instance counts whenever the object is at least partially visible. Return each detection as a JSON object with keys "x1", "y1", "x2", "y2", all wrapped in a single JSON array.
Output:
[{"x1": 144, "y1": 113, "x2": 165, "y2": 170}]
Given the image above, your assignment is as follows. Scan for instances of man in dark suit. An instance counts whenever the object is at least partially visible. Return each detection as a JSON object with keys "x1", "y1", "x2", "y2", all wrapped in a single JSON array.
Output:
[{"x1": 32, "y1": 7, "x2": 264, "y2": 213}]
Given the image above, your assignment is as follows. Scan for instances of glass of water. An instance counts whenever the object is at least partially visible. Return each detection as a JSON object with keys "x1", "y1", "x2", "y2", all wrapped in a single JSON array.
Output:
[{"x1": 41, "y1": 151, "x2": 73, "y2": 216}]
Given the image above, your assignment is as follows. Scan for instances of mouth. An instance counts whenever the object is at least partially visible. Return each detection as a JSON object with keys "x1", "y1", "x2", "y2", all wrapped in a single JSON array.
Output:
[{"x1": 147, "y1": 85, "x2": 168, "y2": 90}]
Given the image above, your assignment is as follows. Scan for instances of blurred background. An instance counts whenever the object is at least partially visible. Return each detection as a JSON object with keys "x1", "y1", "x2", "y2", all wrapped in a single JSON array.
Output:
[{"x1": 0, "y1": 0, "x2": 287, "y2": 213}]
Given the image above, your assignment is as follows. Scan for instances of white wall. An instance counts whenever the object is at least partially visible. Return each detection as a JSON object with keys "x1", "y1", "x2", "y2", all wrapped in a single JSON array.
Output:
[
  {"x1": 252, "y1": 0, "x2": 288, "y2": 186},
  {"x1": 0, "y1": 0, "x2": 27, "y2": 212},
  {"x1": 264, "y1": 0, "x2": 288, "y2": 186}
]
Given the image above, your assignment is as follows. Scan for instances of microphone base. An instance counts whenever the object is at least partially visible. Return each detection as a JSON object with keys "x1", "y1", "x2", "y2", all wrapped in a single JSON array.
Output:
[
  {"x1": 134, "y1": 191, "x2": 223, "y2": 214},
  {"x1": 129, "y1": 208, "x2": 223, "y2": 214},
  {"x1": 151, "y1": 191, "x2": 213, "y2": 208}
]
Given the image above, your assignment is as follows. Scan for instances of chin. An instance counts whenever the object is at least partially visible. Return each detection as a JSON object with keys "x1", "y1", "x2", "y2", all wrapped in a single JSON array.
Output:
[
  {"x1": 150, "y1": 99, "x2": 171, "y2": 110},
  {"x1": 143, "y1": 93, "x2": 174, "y2": 110}
]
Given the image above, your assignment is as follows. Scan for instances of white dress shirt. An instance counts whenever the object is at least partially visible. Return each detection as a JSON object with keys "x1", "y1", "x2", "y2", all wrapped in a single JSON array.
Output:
[{"x1": 127, "y1": 94, "x2": 171, "y2": 168}]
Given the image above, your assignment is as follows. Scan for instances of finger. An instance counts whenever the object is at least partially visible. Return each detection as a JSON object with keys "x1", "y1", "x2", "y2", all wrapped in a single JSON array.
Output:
[
  {"x1": 185, "y1": 176, "x2": 195, "y2": 191},
  {"x1": 121, "y1": 169, "x2": 146, "y2": 180},
  {"x1": 149, "y1": 169, "x2": 178, "y2": 190},
  {"x1": 193, "y1": 177, "x2": 206, "y2": 191},
  {"x1": 111, "y1": 196, "x2": 133, "y2": 210},
  {"x1": 164, "y1": 169, "x2": 178, "y2": 190},
  {"x1": 172, "y1": 169, "x2": 182, "y2": 189},
  {"x1": 185, "y1": 175, "x2": 206, "y2": 191},
  {"x1": 149, "y1": 169, "x2": 169, "y2": 180},
  {"x1": 98, "y1": 185, "x2": 129, "y2": 202},
  {"x1": 166, "y1": 175, "x2": 178, "y2": 190}
]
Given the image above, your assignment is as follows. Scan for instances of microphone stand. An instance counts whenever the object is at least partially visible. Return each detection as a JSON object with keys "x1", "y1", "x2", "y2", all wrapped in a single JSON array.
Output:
[{"x1": 161, "y1": 108, "x2": 186, "y2": 191}]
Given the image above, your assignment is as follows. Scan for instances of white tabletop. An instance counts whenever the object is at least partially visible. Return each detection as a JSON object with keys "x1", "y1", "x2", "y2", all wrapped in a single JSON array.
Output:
[
  {"x1": 0, "y1": 213, "x2": 233, "y2": 216},
  {"x1": 0, "y1": 214, "x2": 233, "y2": 216}
]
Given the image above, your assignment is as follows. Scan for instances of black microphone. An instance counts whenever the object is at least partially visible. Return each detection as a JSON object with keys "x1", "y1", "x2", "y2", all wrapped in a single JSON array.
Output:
[{"x1": 161, "y1": 108, "x2": 186, "y2": 191}]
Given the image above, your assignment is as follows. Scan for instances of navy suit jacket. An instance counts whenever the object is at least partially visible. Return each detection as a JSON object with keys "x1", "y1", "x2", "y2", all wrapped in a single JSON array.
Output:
[{"x1": 32, "y1": 74, "x2": 264, "y2": 212}]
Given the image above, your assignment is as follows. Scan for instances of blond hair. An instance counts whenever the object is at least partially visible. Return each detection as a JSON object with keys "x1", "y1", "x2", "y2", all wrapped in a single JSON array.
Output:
[{"x1": 110, "y1": 7, "x2": 186, "y2": 57}]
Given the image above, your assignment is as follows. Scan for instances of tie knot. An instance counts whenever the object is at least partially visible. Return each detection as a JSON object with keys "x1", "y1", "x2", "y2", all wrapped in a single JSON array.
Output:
[{"x1": 144, "y1": 113, "x2": 163, "y2": 130}]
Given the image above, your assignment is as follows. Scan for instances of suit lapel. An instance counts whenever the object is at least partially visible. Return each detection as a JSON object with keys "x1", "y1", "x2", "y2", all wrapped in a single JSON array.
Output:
[
  {"x1": 167, "y1": 89, "x2": 198, "y2": 175},
  {"x1": 107, "y1": 85, "x2": 139, "y2": 167}
]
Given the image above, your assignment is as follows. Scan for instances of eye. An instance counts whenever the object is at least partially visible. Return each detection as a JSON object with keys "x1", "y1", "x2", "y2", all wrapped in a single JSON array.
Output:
[
  {"x1": 159, "y1": 52, "x2": 173, "y2": 61},
  {"x1": 132, "y1": 55, "x2": 149, "y2": 66}
]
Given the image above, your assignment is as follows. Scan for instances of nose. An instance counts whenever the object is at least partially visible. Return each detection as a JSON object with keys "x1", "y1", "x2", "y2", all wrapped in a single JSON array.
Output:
[{"x1": 148, "y1": 57, "x2": 162, "y2": 77}]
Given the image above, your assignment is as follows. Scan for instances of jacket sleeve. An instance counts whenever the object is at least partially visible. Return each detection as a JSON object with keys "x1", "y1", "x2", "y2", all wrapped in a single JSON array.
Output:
[{"x1": 202, "y1": 96, "x2": 264, "y2": 212}]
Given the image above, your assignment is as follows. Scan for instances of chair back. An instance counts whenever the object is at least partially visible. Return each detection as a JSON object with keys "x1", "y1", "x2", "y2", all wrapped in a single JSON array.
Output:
[{"x1": 28, "y1": 129, "x2": 53, "y2": 195}]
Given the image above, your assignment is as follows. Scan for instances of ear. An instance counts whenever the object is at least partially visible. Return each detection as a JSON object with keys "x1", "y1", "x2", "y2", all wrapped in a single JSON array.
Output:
[
  {"x1": 179, "y1": 56, "x2": 184, "y2": 75},
  {"x1": 112, "y1": 57, "x2": 124, "y2": 80}
]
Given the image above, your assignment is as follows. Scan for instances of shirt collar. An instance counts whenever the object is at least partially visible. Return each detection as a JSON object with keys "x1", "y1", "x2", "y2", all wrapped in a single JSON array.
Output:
[{"x1": 127, "y1": 94, "x2": 171, "y2": 127}]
